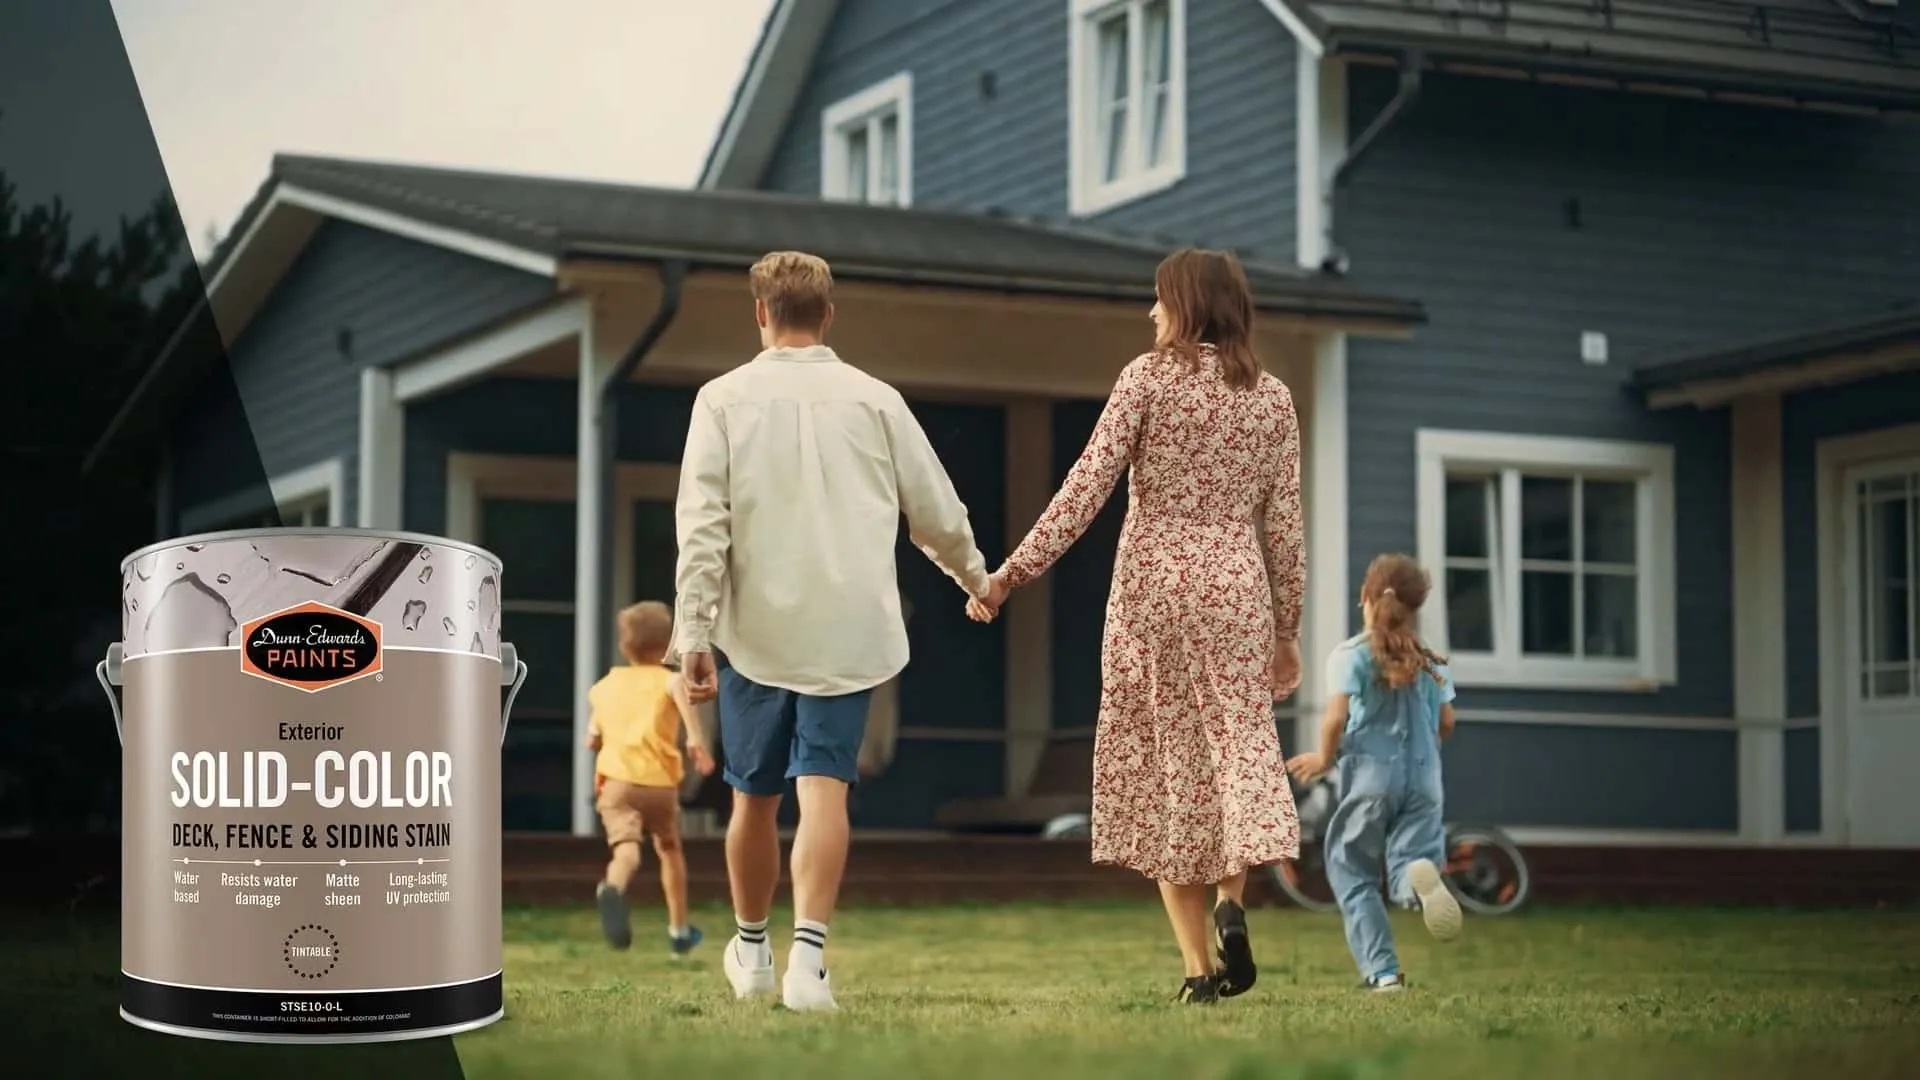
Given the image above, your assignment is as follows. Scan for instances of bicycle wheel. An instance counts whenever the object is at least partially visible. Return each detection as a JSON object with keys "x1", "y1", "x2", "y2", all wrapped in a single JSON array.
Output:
[
  {"x1": 1442, "y1": 825, "x2": 1531, "y2": 915},
  {"x1": 1265, "y1": 842, "x2": 1339, "y2": 912}
]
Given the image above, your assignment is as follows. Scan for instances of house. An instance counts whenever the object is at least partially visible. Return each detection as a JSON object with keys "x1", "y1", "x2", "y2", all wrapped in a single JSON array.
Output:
[{"x1": 90, "y1": 0, "x2": 1920, "y2": 847}]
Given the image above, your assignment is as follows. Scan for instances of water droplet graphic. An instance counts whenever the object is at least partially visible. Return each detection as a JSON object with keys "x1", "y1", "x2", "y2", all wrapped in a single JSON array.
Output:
[
  {"x1": 185, "y1": 544, "x2": 205, "y2": 552},
  {"x1": 128, "y1": 598, "x2": 138, "y2": 611},
  {"x1": 478, "y1": 575, "x2": 501, "y2": 632},
  {"x1": 175, "y1": 562, "x2": 185, "y2": 571},
  {"x1": 464, "y1": 554, "x2": 477, "y2": 569},
  {"x1": 134, "y1": 554, "x2": 157, "y2": 581},
  {"x1": 470, "y1": 633, "x2": 485, "y2": 654},
  {"x1": 146, "y1": 574, "x2": 238, "y2": 650},
  {"x1": 441, "y1": 616, "x2": 457, "y2": 636},
  {"x1": 402, "y1": 600, "x2": 427, "y2": 632},
  {"x1": 419, "y1": 548, "x2": 431, "y2": 560},
  {"x1": 467, "y1": 600, "x2": 476, "y2": 610},
  {"x1": 216, "y1": 573, "x2": 231, "y2": 584},
  {"x1": 418, "y1": 565, "x2": 433, "y2": 584}
]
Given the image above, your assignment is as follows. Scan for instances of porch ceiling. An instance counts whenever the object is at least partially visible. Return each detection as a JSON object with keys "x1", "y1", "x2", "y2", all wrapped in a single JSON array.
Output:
[{"x1": 1632, "y1": 299, "x2": 1920, "y2": 409}]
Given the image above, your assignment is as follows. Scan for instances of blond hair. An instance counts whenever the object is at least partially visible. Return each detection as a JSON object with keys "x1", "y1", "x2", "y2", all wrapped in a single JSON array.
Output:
[
  {"x1": 616, "y1": 601, "x2": 673, "y2": 665},
  {"x1": 749, "y1": 250, "x2": 833, "y2": 332}
]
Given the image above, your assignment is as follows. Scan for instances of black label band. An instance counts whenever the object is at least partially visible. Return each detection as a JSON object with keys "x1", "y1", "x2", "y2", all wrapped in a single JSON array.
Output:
[{"x1": 121, "y1": 972, "x2": 501, "y2": 1037}]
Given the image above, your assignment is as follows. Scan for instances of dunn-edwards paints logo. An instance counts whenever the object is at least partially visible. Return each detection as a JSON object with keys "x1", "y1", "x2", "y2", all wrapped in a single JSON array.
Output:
[{"x1": 241, "y1": 601, "x2": 383, "y2": 692}]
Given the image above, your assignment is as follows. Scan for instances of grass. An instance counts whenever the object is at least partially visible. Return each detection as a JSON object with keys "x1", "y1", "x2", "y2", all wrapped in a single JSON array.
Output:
[
  {"x1": 10, "y1": 902, "x2": 1919, "y2": 1079},
  {"x1": 451, "y1": 902, "x2": 1920, "y2": 1080}
]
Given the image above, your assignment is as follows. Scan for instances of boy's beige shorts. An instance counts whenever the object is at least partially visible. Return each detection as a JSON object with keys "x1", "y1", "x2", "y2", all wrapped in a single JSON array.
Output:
[{"x1": 597, "y1": 779, "x2": 681, "y2": 846}]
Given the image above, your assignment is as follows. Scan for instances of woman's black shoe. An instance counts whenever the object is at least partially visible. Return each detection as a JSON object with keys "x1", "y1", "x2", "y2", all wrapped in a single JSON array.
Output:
[
  {"x1": 1213, "y1": 898, "x2": 1256, "y2": 996},
  {"x1": 1177, "y1": 974, "x2": 1222, "y2": 1004}
]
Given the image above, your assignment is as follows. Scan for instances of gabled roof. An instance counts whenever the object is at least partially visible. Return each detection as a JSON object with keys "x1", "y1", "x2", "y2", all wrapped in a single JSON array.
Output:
[
  {"x1": 1632, "y1": 299, "x2": 1920, "y2": 407},
  {"x1": 87, "y1": 153, "x2": 1422, "y2": 470},
  {"x1": 702, "y1": 0, "x2": 1920, "y2": 189},
  {"x1": 1277, "y1": 0, "x2": 1920, "y2": 110}
]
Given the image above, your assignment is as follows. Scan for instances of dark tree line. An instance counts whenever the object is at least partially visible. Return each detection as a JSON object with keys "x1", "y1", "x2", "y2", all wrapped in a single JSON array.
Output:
[{"x1": 0, "y1": 157, "x2": 205, "y2": 831}]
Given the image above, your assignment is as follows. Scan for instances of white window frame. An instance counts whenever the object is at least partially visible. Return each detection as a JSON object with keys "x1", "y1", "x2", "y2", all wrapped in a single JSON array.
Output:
[
  {"x1": 179, "y1": 457, "x2": 346, "y2": 534},
  {"x1": 820, "y1": 72, "x2": 914, "y2": 207},
  {"x1": 1067, "y1": 0, "x2": 1187, "y2": 217},
  {"x1": 1414, "y1": 430, "x2": 1678, "y2": 692}
]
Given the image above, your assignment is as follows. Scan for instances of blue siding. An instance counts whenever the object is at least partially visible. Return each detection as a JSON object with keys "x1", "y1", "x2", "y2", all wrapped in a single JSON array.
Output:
[
  {"x1": 403, "y1": 378, "x2": 1008, "y2": 829},
  {"x1": 1444, "y1": 725, "x2": 1736, "y2": 831},
  {"x1": 1340, "y1": 69, "x2": 1920, "y2": 726},
  {"x1": 759, "y1": 0, "x2": 1299, "y2": 262},
  {"x1": 1784, "y1": 726, "x2": 1821, "y2": 834},
  {"x1": 172, "y1": 220, "x2": 551, "y2": 523}
]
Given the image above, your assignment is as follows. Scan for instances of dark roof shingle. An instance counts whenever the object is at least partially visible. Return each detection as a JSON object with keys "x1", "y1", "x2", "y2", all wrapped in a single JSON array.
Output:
[{"x1": 1632, "y1": 299, "x2": 1920, "y2": 391}]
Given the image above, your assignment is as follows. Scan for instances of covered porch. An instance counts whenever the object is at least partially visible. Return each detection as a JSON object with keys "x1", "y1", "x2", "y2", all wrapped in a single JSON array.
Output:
[
  {"x1": 370, "y1": 266, "x2": 1413, "y2": 835},
  {"x1": 1634, "y1": 302, "x2": 1920, "y2": 849}
]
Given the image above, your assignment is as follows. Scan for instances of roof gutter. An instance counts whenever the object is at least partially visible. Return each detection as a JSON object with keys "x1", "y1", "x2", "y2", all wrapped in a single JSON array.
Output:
[
  {"x1": 592, "y1": 259, "x2": 687, "y2": 674},
  {"x1": 1324, "y1": 49, "x2": 1424, "y2": 273}
]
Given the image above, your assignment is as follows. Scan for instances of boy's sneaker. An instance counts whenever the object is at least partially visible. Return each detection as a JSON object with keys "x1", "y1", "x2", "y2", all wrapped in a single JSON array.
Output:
[
  {"x1": 1365, "y1": 972, "x2": 1408, "y2": 993},
  {"x1": 595, "y1": 882, "x2": 631, "y2": 950},
  {"x1": 1406, "y1": 858, "x2": 1463, "y2": 941},
  {"x1": 722, "y1": 934, "x2": 776, "y2": 999},
  {"x1": 1212, "y1": 898, "x2": 1256, "y2": 997},
  {"x1": 669, "y1": 925, "x2": 704, "y2": 958},
  {"x1": 781, "y1": 965, "x2": 839, "y2": 1013}
]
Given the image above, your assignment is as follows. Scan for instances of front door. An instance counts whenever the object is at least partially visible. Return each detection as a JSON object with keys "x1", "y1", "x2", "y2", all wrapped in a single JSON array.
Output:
[{"x1": 1842, "y1": 457, "x2": 1920, "y2": 847}]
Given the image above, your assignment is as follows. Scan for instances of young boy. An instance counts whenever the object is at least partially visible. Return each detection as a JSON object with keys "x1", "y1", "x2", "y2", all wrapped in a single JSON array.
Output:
[
  {"x1": 1287, "y1": 553, "x2": 1464, "y2": 992},
  {"x1": 587, "y1": 600, "x2": 716, "y2": 956}
]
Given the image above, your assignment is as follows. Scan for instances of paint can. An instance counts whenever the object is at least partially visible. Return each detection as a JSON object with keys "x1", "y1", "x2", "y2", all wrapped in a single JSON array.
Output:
[{"x1": 97, "y1": 529, "x2": 528, "y2": 1044}]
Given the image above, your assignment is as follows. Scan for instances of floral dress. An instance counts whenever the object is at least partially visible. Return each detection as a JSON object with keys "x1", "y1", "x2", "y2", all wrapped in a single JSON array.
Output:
[{"x1": 1002, "y1": 347, "x2": 1304, "y2": 885}]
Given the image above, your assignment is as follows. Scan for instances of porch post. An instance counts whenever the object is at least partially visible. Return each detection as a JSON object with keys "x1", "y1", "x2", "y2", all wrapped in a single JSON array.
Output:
[
  {"x1": 356, "y1": 367, "x2": 405, "y2": 529},
  {"x1": 1004, "y1": 399, "x2": 1054, "y2": 797},
  {"x1": 1301, "y1": 331, "x2": 1350, "y2": 755},
  {"x1": 571, "y1": 312, "x2": 605, "y2": 837},
  {"x1": 1732, "y1": 392, "x2": 1787, "y2": 843}
]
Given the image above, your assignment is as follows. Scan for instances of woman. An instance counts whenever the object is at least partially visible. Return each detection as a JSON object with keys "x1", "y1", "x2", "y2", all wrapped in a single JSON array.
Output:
[{"x1": 969, "y1": 248, "x2": 1304, "y2": 1003}]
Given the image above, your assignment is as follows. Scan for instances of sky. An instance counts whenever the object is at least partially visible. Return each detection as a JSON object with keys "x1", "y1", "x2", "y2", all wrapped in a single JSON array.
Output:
[{"x1": 108, "y1": 0, "x2": 774, "y2": 257}]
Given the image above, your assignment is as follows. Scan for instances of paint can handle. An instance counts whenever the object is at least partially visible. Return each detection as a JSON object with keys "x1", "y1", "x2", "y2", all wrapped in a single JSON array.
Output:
[
  {"x1": 96, "y1": 642, "x2": 125, "y2": 746},
  {"x1": 499, "y1": 641, "x2": 528, "y2": 747}
]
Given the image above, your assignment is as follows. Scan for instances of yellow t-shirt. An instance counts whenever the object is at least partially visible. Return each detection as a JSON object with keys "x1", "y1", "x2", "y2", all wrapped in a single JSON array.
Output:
[{"x1": 587, "y1": 664, "x2": 684, "y2": 788}]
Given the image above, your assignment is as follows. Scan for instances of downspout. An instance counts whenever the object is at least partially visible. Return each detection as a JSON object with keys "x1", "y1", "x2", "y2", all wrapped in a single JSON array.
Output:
[
  {"x1": 594, "y1": 259, "x2": 688, "y2": 674},
  {"x1": 1322, "y1": 49, "x2": 1424, "y2": 272}
]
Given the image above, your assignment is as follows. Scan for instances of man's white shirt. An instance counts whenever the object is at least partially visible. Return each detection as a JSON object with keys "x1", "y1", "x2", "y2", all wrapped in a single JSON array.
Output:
[{"x1": 670, "y1": 345, "x2": 991, "y2": 697}]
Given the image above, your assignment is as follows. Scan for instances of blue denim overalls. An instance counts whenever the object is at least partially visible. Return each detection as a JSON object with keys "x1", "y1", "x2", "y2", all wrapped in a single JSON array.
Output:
[{"x1": 1322, "y1": 634, "x2": 1453, "y2": 982}]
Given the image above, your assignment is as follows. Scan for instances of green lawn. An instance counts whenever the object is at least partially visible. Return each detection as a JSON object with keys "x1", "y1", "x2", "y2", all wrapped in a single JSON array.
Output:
[{"x1": 453, "y1": 903, "x2": 1920, "y2": 1080}]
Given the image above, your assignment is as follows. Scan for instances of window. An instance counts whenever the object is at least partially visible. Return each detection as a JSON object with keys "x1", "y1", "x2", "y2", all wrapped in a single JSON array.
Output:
[
  {"x1": 178, "y1": 460, "x2": 343, "y2": 534},
  {"x1": 1855, "y1": 465, "x2": 1919, "y2": 701},
  {"x1": 1415, "y1": 430, "x2": 1677, "y2": 691},
  {"x1": 821, "y1": 72, "x2": 913, "y2": 207},
  {"x1": 1068, "y1": 0, "x2": 1185, "y2": 217}
]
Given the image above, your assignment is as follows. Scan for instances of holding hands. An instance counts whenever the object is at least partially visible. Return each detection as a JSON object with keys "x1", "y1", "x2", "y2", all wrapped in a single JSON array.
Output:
[{"x1": 965, "y1": 569, "x2": 1011, "y2": 623}]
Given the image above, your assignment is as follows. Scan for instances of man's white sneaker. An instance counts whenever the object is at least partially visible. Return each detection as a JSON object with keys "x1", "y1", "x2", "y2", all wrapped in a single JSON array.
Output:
[
  {"x1": 781, "y1": 966, "x2": 839, "y2": 1012},
  {"x1": 722, "y1": 935, "x2": 776, "y2": 1000},
  {"x1": 1407, "y1": 858, "x2": 1463, "y2": 942}
]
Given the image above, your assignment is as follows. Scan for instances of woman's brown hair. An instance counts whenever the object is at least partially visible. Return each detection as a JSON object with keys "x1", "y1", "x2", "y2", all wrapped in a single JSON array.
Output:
[
  {"x1": 1153, "y1": 247, "x2": 1262, "y2": 391},
  {"x1": 1360, "y1": 553, "x2": 1448, "y2": 690}
]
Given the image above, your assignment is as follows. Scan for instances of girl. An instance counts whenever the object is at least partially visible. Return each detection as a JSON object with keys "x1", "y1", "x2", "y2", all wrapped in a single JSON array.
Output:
[{"x1": 1286, "y1": 553, "x2": 1463, "y2": 991}]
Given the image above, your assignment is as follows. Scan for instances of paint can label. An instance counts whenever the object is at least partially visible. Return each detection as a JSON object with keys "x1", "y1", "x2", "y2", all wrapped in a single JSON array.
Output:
[{"x1": 116, "y1": 534, "x2": 504, "y2": 1039}]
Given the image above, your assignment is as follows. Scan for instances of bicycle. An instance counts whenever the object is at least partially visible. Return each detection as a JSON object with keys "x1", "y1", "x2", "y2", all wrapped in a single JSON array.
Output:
[{"x1": 1263, "y1": 774, "x2": 1532, "y2": 916}]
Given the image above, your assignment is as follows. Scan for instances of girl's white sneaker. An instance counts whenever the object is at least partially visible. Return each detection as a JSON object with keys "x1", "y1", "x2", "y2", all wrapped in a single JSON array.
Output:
[
  {"x1": 781, "y1": 965, "x2": 839, "y2": 1012},
  {"x1": 723, "y1": 935, "x2": 776, "y2": 999},
  {"x1": 1407, "y1": 858, "x2": 1463, "y2": 941}
]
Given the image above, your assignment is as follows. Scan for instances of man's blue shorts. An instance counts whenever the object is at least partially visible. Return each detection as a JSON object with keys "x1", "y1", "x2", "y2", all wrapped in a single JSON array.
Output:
[{"x1": 717, "y1": 655, "x2": 874, "y2": 796}]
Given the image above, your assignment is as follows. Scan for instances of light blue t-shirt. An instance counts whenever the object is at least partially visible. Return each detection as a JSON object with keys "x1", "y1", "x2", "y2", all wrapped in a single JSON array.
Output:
[{"x1": 1327, "y1": 632, "x2": 1455, "y2": 741}]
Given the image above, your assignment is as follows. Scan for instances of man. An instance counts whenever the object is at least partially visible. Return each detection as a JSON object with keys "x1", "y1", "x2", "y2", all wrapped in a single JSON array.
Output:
[{"x1": 669, "y1": 251, "x2": 1003, "y2": 1012}]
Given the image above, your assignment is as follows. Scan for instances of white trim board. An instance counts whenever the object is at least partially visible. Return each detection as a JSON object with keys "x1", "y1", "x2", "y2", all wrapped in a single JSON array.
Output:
[
  {"x1": 357, "y1": 368, "x2": 404, "y2": 529},
  {"x1": 699, "y1": 0, "x2": 842, "y2": 190},
  {"x1": 1730, "y1": 394, "x2": 1787, "y2": 844},
  {"x1": 274, "y1": 185, "x2": 555, "y2": 278},
  {"x1": 392, "y1": 295, "x2": 590, "y2": 403},
  {"x1": 1066, "y1": 0, "x2": 1189, "y2": 217},
  {"x1": 1815, "y1": 420, "x2": 1920, "y2": 848},
  {"x1": 179, "y1": 457, "x2": 347, "y2": 534},
  {"x1": 819, "y1": 72, "x2": 915, "y2": 207},
  {"x1": 1414, "y1": 428, "x2": 1679, "y2": 692},
  {"x1": 1258, "y1": 0, "x2": 1325, "y2": 58}
]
